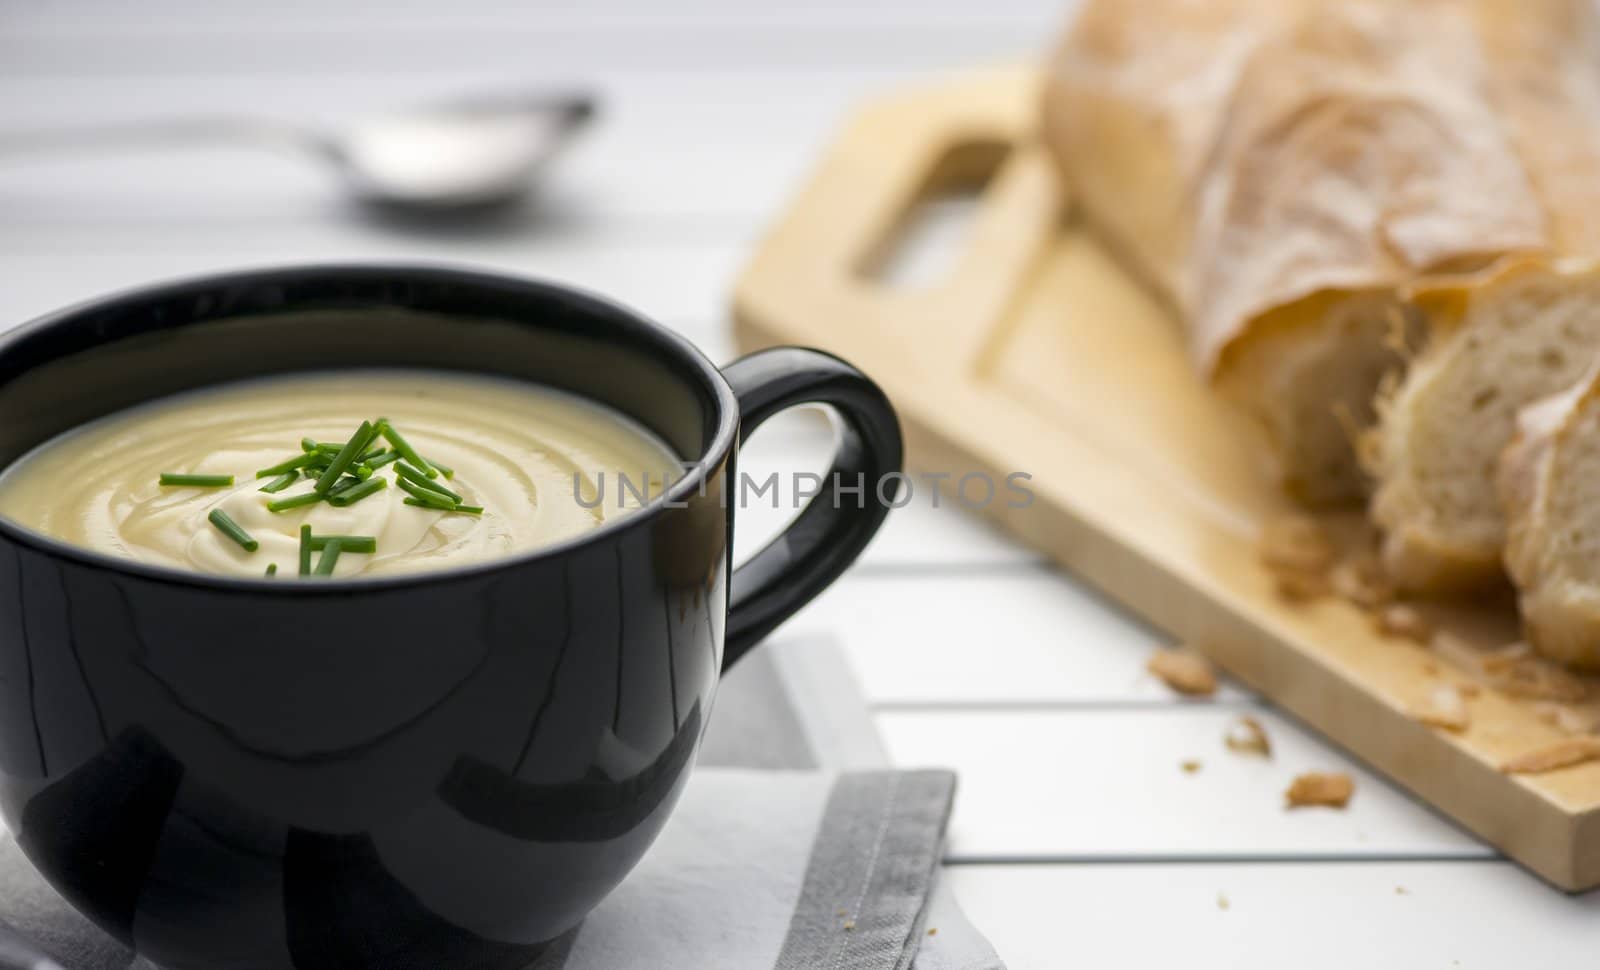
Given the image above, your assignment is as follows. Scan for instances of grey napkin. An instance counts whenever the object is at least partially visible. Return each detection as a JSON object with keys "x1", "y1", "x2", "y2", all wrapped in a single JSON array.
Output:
[{"x1": 0, "y1": 635, "x2": 1003, "y2": 970}]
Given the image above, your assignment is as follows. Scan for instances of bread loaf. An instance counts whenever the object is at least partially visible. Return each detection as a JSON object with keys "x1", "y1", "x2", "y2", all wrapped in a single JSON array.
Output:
[
  {"x1": 1498, "y1": 364, "x2": 1600, "y2": 668},
  {"x1": 1042, "y1": 0, "x2": 1558, "y2": 505}
]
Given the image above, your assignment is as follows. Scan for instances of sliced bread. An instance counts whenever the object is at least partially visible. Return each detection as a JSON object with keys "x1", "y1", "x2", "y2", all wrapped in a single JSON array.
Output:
[
  {"x1": 1498, "y1": 368, "x2": 1600, "y2": 668},
  {"x1": 1368, "y1": 260, "x2": 1600, "y2": 594}
]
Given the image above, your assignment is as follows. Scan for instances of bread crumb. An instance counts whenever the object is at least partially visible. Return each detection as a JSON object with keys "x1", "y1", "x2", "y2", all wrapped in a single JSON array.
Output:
[
  {"x1": 1412, "y1": 682, "x2": 1470, "y2": 733},
  {"x1": 843, "y1": 919, "x2": 856, "y2": 931},
  {"x1": 1382, "y1": 302, "x2": 1418, "y2": 358},
  {"x1": 1285, "y1": 771, "x2": 1355, "y2": 808},
  {"x1": 1430, "y1": 631, "x2": 1486, "y2": 679},
  {"x1": 1431, "y1": 633, "x2": 1588, "y2": 701},
  {"x1": 1500, "y1": 737, "x2": 1600, "y2": 774},
  {"x1": 927, "y1": 928, "x2": 938, "y2": 937},
  {"x1": 1483, "y1": 644, "x2": 1587, "y2": 702},
  {"x1": 1260, "y1": 515, "x2": 1336, "y2": 574},
  {"x1": 1274, "y1": 569, "x2": 1330, "y2": 603},
  {"x1": 1261, "y1": 516, "x2": 1337, "y2": 605},
  {"x1": 1375, "y1": 603, "x2": 1432, "y2": 643},
  {"x1": 1147, "y1": 648, "x2": 1218, "y2": 696},
  {"x1": 1216, "y1": 892, "x2": 1230, "y2": 911},
  {"x1": 1330, "y1": 554, "x2": 1395, "y2": 610},
  {"x1": 1395, "y1": 886, "x2": 1408, "y2": 895},
  {"x1": 1482, "y1": 641, "x2": 1533, "y2": 669},
  {"x1": 1181, "y1": 759, "x2": 1202, "y2": 774},
  {"x1": 1223, "y1": 716, "x2": 1272, "y2": 757},
  {"x1": 1533, "y1": 702, "x2": 1596, "y2": 735}
]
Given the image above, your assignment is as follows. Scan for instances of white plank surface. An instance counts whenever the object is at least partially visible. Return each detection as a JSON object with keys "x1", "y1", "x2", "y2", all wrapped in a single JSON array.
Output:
[
  {"x1": 0, "y1": 21, "x2": 1049, "y2": 77},
  {"x1": 782, "y1": 570, "x2": 1269, "y2": 704},
  {"x1": 1, "y1": 0, "x2": 1068, "y2": 29},
  {"x1": 0, "y1": 225, "x2": 745, "y2": 334},
  {"x1": 946, "y1": 861, "x2": 1600, "y2": 970},
  {"x1": 879, "y1": 709, "x2": 1492, "y2": 860},
  {"x1": 0, "y1": 71, "x2": 902, "y2": 226}
]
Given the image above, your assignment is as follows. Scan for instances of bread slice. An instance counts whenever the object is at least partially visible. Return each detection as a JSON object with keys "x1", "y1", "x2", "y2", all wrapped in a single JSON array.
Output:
[
  {"x1": 1498, "y1": 369, "x2": 1600, "y2": 668},
  {"x1": 1369, "y1": 260, "x2": 1600, "y2": 594},
  {"x1": 1042, "y1": 0, "x2": 1551, "y2": 506},
  {"x1": 1213, "y1": 291, "x2": 1414, "y2": 505}
]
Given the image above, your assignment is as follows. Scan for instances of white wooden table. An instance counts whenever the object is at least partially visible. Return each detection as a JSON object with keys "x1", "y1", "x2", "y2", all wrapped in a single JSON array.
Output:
[{"x1": 2, "y1": 2, "x2": 1597, "y2": 965}]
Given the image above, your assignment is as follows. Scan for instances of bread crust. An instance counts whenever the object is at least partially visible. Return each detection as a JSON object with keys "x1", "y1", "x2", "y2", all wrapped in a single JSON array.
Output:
[
  {"x1": 1498, "y1": 372, "x2": 1600, "y2": 668},
  {"x1": 1042, "y1": 0, "x2": 1557, "y2": 504}
]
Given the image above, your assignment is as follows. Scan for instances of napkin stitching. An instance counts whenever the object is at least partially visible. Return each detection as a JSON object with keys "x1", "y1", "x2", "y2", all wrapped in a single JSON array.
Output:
[{"x1": 829, "y1": 772, "x2": 901, "y2": 970}]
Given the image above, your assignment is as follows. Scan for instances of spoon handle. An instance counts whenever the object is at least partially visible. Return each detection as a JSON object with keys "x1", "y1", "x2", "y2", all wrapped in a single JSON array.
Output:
[{"x1": 0, "y1": 117, "x2": 336, "y2": 160}]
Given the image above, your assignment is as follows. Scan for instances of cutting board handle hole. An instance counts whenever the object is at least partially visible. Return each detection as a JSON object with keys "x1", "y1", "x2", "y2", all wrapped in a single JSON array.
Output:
[{"x1": 855, "y1": 139, "x2": 1010, "y2": 291}]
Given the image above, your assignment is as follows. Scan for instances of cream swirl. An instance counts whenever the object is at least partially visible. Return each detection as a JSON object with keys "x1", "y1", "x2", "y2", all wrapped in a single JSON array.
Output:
[{"x1": 0, "y1": 371, "x2": 682, "y2": 578}]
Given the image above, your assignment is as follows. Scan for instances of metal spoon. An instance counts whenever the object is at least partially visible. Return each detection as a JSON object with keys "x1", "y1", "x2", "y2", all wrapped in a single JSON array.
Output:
[{"x1": 0, "y1": 93, "x2": 596, "y2": 212}]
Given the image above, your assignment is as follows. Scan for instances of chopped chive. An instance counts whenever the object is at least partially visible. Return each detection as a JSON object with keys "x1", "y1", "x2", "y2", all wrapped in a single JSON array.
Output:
[
  {"x1": 313, "y1": 540, "x2": 343, "y2": 576},
  {"x1": 426, "y1": 457, "x2": 455, "y2": 479},
  {"x1": 363, "y1": 449, "x2": 399, "y2": 470},
  {"x1": 327, "y1": 476, "x2": 387, "y2": 507},
  {"x1": 327, "y1": 475, "x2": 363, "y2": 497},
  {"x1": 357, "y1": 446, "x2": 386, "y2": 462},
  {"x1": 404, "y1": 498, "x2": 482, "y2": 515},
  {"x1": 377, "y1": 419, "x2": 435, "y2": 477},
  {"x1": 298, "y1": 524, "x2": 312, "y2": 575},
  {"x1": 207, "y1": 509, "x2": 258, "y2": 552},
  {"x1": 265, "y1": 563, "x2": 278, "y2": 577},
  {"x1": 307, "y1": 535, "x2": 377, "y2": 554},
  {"x1": 267, "y1": 491, "x2": 324, "y2": 513},
  {"x1": 353, "y1": 464, "x2": 373, "y2": 480},
  {"x1": 397, "y1": 478, "x2": 455, "y2": 508},
  {"x1": 255, "y1": 453, "x2": 318, "y2": 478},
  {"x1": 314, "y1": 420, "x2": 377, "y2": 494},
  {"x1": 160, "y1": 473, "x2": 234, "y2": 488},
  {"x1": 395, "y1": 462, "x2": 463, "y2": 502},
  {"x1": 301, "y1": 437, "x2": 319, "y2": 453},
  {"x1": 258, "y1": 471, "x2": 299, "y2": 493}
]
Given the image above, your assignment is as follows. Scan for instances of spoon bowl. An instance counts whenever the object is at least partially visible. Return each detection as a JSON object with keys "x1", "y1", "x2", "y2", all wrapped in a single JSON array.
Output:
[{"x1": 337, "y1": 96, "x2": 595, "y2": 210}]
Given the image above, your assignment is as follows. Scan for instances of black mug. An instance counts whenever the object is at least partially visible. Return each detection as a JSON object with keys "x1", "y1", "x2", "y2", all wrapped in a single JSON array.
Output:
[{"x1": 0, "y1": 265, "x2": 902, "y2": 969}]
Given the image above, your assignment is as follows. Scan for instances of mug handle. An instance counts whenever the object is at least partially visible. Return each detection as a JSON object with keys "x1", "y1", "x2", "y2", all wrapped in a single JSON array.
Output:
[{"x1": 719, "y1": 347, "x2": 904, "y2": 670}]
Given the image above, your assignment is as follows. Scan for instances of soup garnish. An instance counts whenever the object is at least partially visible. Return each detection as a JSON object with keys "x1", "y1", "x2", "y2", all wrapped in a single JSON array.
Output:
[
  {"x1": 207, "y1": 509, "x2": 258, "y2": 552},
  {"x1": 160, "y1": 416, "x2": 485, "y2": 574},
  {"x1": 159, "y1": 473, "x2": 235, "y2": 488}
]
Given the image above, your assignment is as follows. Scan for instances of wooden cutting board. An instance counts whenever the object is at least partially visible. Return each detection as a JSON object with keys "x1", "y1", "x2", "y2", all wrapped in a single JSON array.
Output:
[{"x1": 731, "y1": 65, "x2": 1600, "y2": 891}]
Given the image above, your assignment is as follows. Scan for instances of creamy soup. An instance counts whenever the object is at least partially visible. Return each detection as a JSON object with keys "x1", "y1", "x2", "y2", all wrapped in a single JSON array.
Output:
[{"x1": 0, "y1": 371, "x2": 683, "y2": 579}]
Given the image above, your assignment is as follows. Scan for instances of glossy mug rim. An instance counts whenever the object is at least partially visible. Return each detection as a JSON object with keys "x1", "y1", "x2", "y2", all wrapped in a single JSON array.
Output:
[{"x1": 0, "y1": 263, "x2": 742, "y2": 595}]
